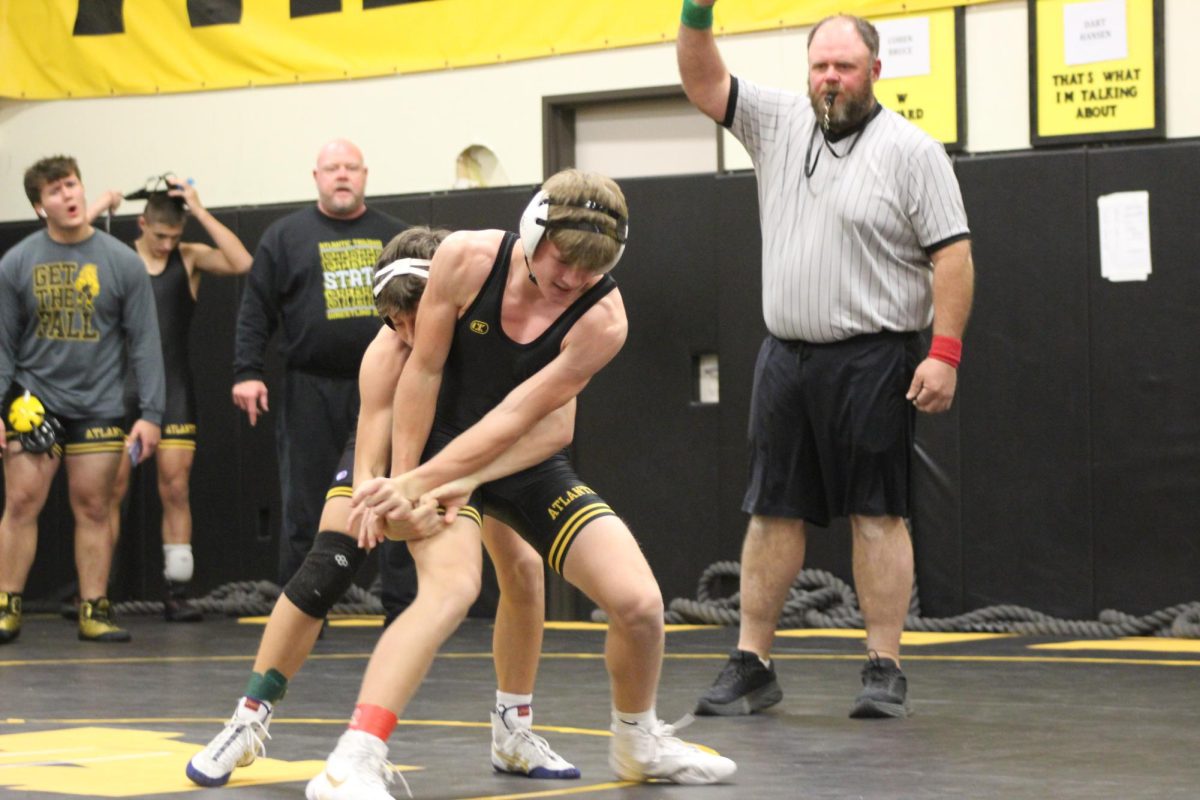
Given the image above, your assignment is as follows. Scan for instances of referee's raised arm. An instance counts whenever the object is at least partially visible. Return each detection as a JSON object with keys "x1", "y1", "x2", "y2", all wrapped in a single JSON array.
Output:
[{"x1": 676, "y1": 0, "x2": 731, "y2": 123}]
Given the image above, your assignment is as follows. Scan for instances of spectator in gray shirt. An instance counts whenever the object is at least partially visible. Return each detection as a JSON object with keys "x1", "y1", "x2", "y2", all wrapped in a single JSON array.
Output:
[{"x1": 0, "y1": 155, "x2": 165, "y2": 645}]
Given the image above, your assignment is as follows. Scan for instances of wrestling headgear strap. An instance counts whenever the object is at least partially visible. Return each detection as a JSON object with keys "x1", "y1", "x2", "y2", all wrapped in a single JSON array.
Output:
[
  {"x1": 19, "y1": 417, "x2": 64, "y2": 455},
  {"x1": 519, "y1": 190, "x2": 629, "y2": 271},
  {"x1": 373, "y1": 258, "x2": 431, "y2": 298}
]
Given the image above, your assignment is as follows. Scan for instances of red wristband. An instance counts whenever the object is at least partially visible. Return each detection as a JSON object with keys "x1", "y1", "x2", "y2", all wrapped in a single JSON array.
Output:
[
  {"x1": 928, "y1": 335, "x2": 962, "y2": 369},
  {"x1": 349, "y1": 703, "x2": 398, "y2": 741}
]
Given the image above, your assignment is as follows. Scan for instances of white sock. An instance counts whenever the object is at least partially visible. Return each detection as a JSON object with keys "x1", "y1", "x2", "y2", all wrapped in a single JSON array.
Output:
[
  {"x1": 496, "y1": 691, "x2": 533, "y2": 731},
  {"x1": 163, "y1": 543, "x2": 194, "y2": 583},
  {"x1": 612, "y1": 707, "x2": 657, "y2": 731}
]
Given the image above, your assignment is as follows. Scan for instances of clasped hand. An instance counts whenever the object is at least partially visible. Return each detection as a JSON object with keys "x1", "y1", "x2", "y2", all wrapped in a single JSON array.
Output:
[{"x1": 350, "y1": 475, "x2": 442, "y2": 549}]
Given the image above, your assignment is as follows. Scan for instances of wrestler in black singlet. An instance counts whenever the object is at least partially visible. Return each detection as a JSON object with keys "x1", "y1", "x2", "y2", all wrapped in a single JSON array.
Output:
[
  {"x1": 146, "y1": 247, "x2": 198, "y2": 448},
  {"x1": 425, "y1": 232, "x2": 619, "y2": 573}
]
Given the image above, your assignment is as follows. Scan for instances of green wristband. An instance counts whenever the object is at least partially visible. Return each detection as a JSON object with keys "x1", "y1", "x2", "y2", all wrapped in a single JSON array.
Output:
[{"x1": 681, "y1": 0, "x2": 714, "y2": 30}]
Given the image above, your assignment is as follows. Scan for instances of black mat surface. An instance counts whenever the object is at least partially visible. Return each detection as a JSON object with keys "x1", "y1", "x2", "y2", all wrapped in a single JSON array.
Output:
[{"x1": 1, "y1": 616, "x2": 1196, "y2": 798}]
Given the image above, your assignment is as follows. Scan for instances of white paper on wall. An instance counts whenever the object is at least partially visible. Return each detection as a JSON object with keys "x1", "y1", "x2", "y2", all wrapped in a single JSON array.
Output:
[
  {"x1": 1063, "y1": 0, "x2": 1128, "y2": 66},
  {"x1": 877, "y1": 17, "x2": 932, "y2": 80},
  {"x1": 1097, "y1": 190, "x2": 1152, "y2": 282}
]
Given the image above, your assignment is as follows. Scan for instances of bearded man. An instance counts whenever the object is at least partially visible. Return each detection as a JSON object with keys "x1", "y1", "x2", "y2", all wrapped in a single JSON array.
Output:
[{"x1": 677, "y1": 9, "x2": 975, "y2": 719}]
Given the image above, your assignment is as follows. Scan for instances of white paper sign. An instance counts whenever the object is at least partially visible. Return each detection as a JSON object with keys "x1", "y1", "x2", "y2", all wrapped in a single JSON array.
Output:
[
  {"x1": 1063, "y1": 0, "x2": 1128, "y2": 66},
  {"x1": 1097, "y1": 191, "x2": 1152, "y2": 282},
  {"x1": 876, "y1": 17, "x2": 931, "y2": 80}
]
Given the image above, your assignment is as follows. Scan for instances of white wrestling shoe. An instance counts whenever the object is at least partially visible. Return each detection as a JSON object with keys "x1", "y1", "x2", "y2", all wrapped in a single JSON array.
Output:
[
  {"x1": 306, "y1": 729, "x2": 408, "y2": 800},
  {"x1": 608, "y1": 716, "x2": 737, "y2": 785},
  {"x1": 491, "y1": 708, "x2": 580, "y2": 779},
  {"x1": 186, "y1": 697, "x2": 272, "y2": 786}
]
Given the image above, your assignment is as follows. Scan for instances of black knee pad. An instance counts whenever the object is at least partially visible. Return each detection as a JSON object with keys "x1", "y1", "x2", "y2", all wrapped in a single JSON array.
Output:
[{"x1": 283, "y1": 531, "x2": 367, "y2": 619}]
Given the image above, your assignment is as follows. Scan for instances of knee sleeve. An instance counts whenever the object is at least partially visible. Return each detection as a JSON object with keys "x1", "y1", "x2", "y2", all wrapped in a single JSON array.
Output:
[
  {"x1": 283, "y1": 531, "x2": 367, "y2": 619},
  {"x1": 163, "y1": 544, "x2": 194, "y2": 582}
]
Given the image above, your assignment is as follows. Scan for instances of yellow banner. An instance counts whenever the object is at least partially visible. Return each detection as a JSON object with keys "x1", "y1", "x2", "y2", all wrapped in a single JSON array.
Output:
[
  {"x1": 873, "y1": 9, "x2": 962, "y2": 146},
  {"x1": 1032, "y1": 0, "x2": 1161, "y2": 142},
  {"x1": 0, "y1": 0, "x2": 997, "y2": 100}
]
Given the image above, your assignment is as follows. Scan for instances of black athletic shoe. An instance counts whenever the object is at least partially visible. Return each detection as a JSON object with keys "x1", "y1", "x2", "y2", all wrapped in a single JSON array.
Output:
[
  {"x1": 695, "y1": 649, "x2": 783, "y2": 716},
  {"x1": 164, "y1": 581, "x2": 204, "y2": 623},
  {"x1": 849, "y1": 652, "x2": 910, "y2": 719}
]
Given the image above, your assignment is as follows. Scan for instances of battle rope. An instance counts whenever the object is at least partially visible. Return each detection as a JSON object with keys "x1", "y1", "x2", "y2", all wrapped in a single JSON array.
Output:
[
  {"x1": 653, "y1": 561, "x2": 1200, "y2": 638},
  {"x1": 112, "y1": 580, "x2": 384, "y2": 617},
  {"x1": 108, "y1": 564, "x2": 1200, "y2": 639}
]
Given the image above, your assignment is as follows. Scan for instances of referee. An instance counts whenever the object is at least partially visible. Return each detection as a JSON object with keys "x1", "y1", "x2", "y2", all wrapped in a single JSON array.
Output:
[{"x1": 678, "y1": 8, "x2": 974, "y2": 718}]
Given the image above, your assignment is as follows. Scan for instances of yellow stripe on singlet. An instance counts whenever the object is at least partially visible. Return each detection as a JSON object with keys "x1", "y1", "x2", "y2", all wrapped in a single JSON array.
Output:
[
  {"x1": 63, "y1": 442, "x2": 124, "y2": 455},
  {"x1": 157, "y1": 440, "x2": 196, "y2": 451},
  {"x1": 454, "y1": 505, "x2": 483, "y2": 527},
  {"x1": 325, "y1": 486, "x2": 354, "y2": 501},
  {"x1": 549, "y1": 502, "x2": 613, "y2": 573}
]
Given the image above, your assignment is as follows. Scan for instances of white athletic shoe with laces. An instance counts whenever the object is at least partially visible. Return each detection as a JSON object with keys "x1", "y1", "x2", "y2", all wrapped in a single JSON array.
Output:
[
  {"x1": 608, "y1": 715, "x2": 737, "y2": 785},
  {"x1": 186, "y1": 697, "x2": 272, "y2": 786},
  {"x1": 306, "y1": 729, "x2": 409, "y2": 800},
  {"x1": 490, "y1": 707, "x2": 580, "y2": 779}
]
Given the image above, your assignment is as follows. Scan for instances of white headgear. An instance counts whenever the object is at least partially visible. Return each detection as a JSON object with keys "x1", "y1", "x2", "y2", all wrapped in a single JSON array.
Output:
[
  {"x1": 373, "y1": 257, "x2": 431, "y2": 298},
  {"x1": 518, "y1": 190, "x2": 628, "y2": 272}
]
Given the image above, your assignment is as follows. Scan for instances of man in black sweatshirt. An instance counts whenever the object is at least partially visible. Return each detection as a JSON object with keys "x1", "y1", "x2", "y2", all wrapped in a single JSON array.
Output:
[{"x1": 232, "y1": 139, "x2": 409, "y2": 591}]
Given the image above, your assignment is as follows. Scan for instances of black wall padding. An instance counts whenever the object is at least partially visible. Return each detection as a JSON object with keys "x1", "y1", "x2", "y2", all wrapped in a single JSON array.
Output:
[
  {"x1": 3, "y1": 142, "x2": 1199, "y2": 620},
  {"x1": 568, "y1": 174, "x2": 724, "y2": 606},
  {"x1": 428, "y1": 186, "x2": 531, "y2": 233},
  {"x1": 1085, "y1": 143, "x2": 1200, "y2": 614},
  {"x1": 956, "y1": 151, "x2": 1095, "y2": 619},
  {"x1": 910, "y1": 369, "x2": 962, "y2": 617}
]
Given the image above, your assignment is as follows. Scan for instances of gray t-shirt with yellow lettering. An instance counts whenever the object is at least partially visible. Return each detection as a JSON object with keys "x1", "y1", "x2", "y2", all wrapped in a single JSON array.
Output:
[{"x1": 0, "y1": 228, "x2": 164, "y2": 423}]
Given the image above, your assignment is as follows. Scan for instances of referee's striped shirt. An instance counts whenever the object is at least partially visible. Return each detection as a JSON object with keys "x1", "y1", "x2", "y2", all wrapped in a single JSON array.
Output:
[{"x1": 727, "y1": 76, "x2": 970, "y2": 344}]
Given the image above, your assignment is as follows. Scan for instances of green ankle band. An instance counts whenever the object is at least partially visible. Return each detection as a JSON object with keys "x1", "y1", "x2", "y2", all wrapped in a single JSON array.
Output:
[
  {"x1": 681, "y1": 0, "x2": 713, "y2": 30},
  {"x1": 244, "y1": 668, "x2": 288, "y2": 703}
]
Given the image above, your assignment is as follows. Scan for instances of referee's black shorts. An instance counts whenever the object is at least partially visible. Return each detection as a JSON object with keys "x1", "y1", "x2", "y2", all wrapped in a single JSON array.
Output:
[{"x1": 742, "y1": 331, "x2": 920, "y2": 527}]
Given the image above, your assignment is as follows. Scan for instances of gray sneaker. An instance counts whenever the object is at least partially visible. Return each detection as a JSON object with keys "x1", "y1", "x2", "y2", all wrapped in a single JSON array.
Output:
[
  {"x1": 695, "y1": 649, "x2": 782, "y2": 716},
  {"x1": 849, "y1": 652, "x2": 910, "y2": 719}
]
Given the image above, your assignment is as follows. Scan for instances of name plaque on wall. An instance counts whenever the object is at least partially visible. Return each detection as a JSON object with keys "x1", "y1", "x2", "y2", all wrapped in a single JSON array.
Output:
[
  {"x1": 873, "y1": 8, "x2": 966, "y2": 151},
  {"x1": 1029, "y1": 0, "x2": 1164, "y2": 145}
]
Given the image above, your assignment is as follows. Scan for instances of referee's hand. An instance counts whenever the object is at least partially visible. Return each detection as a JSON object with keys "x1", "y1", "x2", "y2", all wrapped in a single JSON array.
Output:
[{"x1": 906, "y1": 358, "x2": 957, "y2": 414}]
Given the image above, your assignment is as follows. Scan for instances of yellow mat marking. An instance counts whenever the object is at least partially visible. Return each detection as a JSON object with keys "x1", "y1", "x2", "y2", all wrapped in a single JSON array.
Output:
[
  {"x1": 542, "y1": 621, "x2": 716, "y2": 633},
  {"x1": 0, "y1": 724, "x2": 704, "y2": 799},
  {"x1": 237, "y1": 615, "x2": 383, "y2": 627},
  {"x1": 4, "y1": 646, "x2": 1199, "y2": 673},
  {"x1": 235, "y1": 617, "x2": 717, "y2": 632},
  {"x1": 0, "y1": 727, "x2": 330, "y2": 796},
  {"x1": 1030, "y1": 637, "x2": 1200, "y2": 654},
  {"x1": 774, "y1": 628, "x2": 1014, "y2": 645},
  {"x1": 463, "y1": 782, "x2": 635, "y2": 800}
]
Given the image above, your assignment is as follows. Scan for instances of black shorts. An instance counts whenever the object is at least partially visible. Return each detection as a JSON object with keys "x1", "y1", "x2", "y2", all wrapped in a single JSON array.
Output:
[
  {"x1": 742, "y1": 332, "x2": 920, "y2": 527},
  {"x1": 124, "y1": 363, "x2": 197, "y2": 452},
  {"x1": 3, "y1": 384, "x2": 124, "y2": 458},
  {"x1": 425, "y1": 424, "x2": 616, "y2": 574},
  {"x1": 325, "y1": 429, "x2": 356, "y2": 502}
]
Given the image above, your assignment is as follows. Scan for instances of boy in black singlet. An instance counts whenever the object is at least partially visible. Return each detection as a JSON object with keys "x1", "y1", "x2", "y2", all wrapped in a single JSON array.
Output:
[
  {"x1": 305, "y1": 170, "x2": 736, "y2": 800},
  {"x1": 187, "y1": 227, "x2": 580, "y2": 788},
  {"x1": 91, "y1": 182, "x2": 253, "y2": 620}
]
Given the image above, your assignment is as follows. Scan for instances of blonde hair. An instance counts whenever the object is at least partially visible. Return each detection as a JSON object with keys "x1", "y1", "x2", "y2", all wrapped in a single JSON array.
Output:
[{"x1": 541, "y1": 169, "x2": 627, "y2": 272}]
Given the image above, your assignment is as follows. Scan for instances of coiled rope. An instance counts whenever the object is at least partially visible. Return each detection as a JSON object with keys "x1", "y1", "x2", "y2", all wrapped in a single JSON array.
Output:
[
  {"x1": 110, "y1": 565, "x2": 1200, "y2": 639},
  {"x1": 657, "y1": 561, "x2": 1200, "y2": 638},
  {"x1": 112, "y1": 581, "x2": 384, "y2": 617}
]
